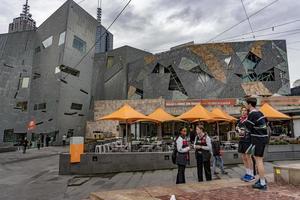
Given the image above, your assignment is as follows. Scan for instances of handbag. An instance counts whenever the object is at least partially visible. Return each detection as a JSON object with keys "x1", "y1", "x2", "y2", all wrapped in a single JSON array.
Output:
[
  {"x1": 201, "y1": 149, "x2": 211, "y2": 162},
  {"x1": 195, "y1": 135, "x2": 211, "y2": 162}
]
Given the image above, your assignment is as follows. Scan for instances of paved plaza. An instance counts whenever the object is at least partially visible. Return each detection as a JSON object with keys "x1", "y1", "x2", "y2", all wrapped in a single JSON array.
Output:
[{"x1": 0, "y1": 147, "x2": 300, "y2": 200}]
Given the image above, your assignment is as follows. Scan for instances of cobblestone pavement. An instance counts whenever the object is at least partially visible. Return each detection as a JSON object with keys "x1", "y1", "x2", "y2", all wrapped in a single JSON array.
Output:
[
  {"x1": 157, "y1": 183, "x2": 300, "y2": 200},
  {"x1": 0, "y1": 148, "x2": 299, "y2": 200}
]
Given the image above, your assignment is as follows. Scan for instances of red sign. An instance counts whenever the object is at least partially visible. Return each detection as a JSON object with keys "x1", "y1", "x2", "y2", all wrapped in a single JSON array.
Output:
[
  {"x1": 27, "y1": 120, "x2": 36, "y2": 131},
  {"x1": 165, "y1": 99, "x2": 237, "y2": 107}
]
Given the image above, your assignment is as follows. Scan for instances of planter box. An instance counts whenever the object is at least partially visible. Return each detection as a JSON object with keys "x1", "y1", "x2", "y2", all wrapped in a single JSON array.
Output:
[
  {"x1": 267, "y1": 144, "x2": 293, "y2": 152},
  {"x1": 292, "y1": 144, "x2": 300, "y2": 151}
]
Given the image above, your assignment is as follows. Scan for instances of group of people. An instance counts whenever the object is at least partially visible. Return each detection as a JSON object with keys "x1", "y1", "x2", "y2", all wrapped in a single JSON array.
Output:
[
  {"x1": 174, "y1": 97, "x2": 269, "y2": 190},
  {"x1": 21, "y1": 135, "x2": 54, "y2": 153}
]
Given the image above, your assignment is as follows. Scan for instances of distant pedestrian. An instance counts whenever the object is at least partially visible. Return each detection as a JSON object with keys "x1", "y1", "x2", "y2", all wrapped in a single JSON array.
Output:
[
  {"x1": 37, "y1": 137, "x2": 41, "y2": 150},
  {"x1": 175, "y1": 127, "x2": 190, "y2": 184},
  {"x1": 62, "y1": 134, "x2": 67, "y2": 147},
  {"x1": 189, "y1": 127, "x2": 196, "y2": 144},
  {"x1": 22, "y1": 137, "x2": 29, "y2": 154},
  {"x1": 212, "y1": 136, "x2": 228, "y2": 175},
  {"x1": 45, "y1": 135, "x2": 50, "y2": 147},
  {"x1": 194, "y1": 125, "x2": 212, "y2": 182}
]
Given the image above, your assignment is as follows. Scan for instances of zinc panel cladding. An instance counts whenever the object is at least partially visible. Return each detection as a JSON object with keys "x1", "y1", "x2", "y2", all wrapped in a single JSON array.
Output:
[{"x1": 96, "y1": 40, "x2": 290, "y2": 99}]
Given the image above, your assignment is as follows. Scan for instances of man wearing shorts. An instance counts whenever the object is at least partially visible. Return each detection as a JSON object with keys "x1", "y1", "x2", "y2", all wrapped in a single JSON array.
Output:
[
  {"x1": 245, "y1": 97, "x2": 268, "y2": 190},
  {"x1": 236, "y1": 106, "x2": 255, "y2": 182}
]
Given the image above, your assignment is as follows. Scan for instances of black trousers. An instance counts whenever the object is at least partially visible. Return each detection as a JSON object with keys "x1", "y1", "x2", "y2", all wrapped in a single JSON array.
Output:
[
  {"x1": 196, "y1": 154, "x2": 212, "y2": 182},
  {"x1": 23, "y1": 146, "x2": 27, "y2": 154},
  {"x1": 176, "y1": 164, "x2": 186, "y2": 184}
]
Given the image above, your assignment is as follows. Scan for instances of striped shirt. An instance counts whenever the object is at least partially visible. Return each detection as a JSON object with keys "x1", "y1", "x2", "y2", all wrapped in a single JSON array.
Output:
[{"x1": 245, "y1": 109, "x2": 268, "y2": 138}]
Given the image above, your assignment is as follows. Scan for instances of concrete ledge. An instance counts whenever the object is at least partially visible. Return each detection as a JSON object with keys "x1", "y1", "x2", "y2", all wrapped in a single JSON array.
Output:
[
  {"x1": 59, "y1": 145, "x2": 300, "y2": 175},
  {"x1": 0, "y1": 146, "x2": 17, "y2": 153},
  {"x1": 59, "y1": 151, "x2": 243, "y2": 175},
  {"x1": 274, "y1": 164, "x2": 300, "y2": 186}
]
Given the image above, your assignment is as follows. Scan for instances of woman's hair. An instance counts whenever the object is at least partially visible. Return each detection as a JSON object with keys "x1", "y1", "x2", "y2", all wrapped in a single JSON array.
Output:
[
  {"x1": 179, "y1": 127, "x2": 186, "y2": 132},
  {"x1": 196, "y1": 124, "x2": 204, "y2": 131},
  {"x1": 240, "y1": 106, "x2": 248, "y2": 113}
]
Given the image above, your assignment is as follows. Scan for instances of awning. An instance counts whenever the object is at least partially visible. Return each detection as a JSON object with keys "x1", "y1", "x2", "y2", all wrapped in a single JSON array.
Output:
[
  {"x1": 260, "y1": 103, "x2": 291, "y2": 120},
  {"x1": 147, "y1": 108, "x2": 184, "y2": 123},
  {"x1": 98, "y1": 104, "x2": 151, "y2": 122},
  {"x1": 211, "y1": 108, "x2": 237, "y2": 122},
  {"x1": 177, "y1": 104, "x2": 214, "y2": 121}
]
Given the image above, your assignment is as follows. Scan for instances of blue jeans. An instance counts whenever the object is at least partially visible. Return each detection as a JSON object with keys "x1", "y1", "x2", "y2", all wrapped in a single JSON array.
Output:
[{"x1": 212, "y1": 155, "x2": 225, "y2": 173}]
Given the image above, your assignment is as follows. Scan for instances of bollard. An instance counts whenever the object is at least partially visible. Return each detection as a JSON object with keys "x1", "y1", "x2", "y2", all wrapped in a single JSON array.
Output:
[{"x1": 70, "y1": 137, "x2": 84, "y2": 163}]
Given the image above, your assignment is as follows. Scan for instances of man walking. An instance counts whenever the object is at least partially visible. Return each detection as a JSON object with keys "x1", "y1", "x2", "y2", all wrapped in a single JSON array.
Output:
[
  {"x1": 212, "y1": 136, "x2": 228, "y2": 175},
  {"x1": 62, "y1": 134, "x2": 67, "y2": 147},
  {"x1": 245, "y1": 97, "x2": 269, "y2": 190},
  {"x1": 22, "y1": 137, "x2": 29, "y2": 154}
]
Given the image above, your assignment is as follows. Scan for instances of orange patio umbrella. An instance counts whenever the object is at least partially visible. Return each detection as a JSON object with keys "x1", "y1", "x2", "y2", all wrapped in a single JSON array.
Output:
[
  {"x1": 210, "y1": 108, "x2": 237, "y2": 139},
  {"x1": 148, "y1": 108, "x2": 183, "y2": 123},
  {"x1": 211, "y1": 108, "x2": 237, "y2": 122},
  {"x1": 99, "y1": 104, "x2": 152, "y2": 143},
  {"x1": 145, "y1": 108, "x2": 184, "y2": 138},
  {"x1": 178, "y1": 104, "x2": 214, "y2": 121},
  {"x1": 260, "y1": 103, "x2": 291, "y2": 120}
]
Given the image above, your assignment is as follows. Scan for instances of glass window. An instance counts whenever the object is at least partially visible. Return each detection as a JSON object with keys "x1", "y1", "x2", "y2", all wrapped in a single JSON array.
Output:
[
  {"x1": 42, "y1": 36, "x2": 53, "y2": 49},
  {"x1": 55, "y1": 66, "x2": 61, "y2": 74},
  {"x1": 58, "y1": 65, "x2": 80, "y2": 77},
  {"x1": 106, "y1": 56, "x2": 114, "y2": 68},
  {"x1": 38, "y1": 103, "x2": 46, "y2": 110},
  {"x1": 21, "y1": 77, "x2": 30, "y2": 88},
  {"x1": 35, "y1": 46, "x2": 41, "y2": 53},
  {"x1": 15, "y1": 101, "x2": 28, "y2": 111},
  {"x1": 71, "y1": 103, "x2": 83, "y2": 110},
  {"x1": 58, "y1": 31, "x2": 66, "y2": 46},
  {"x1": 33, "y1": 73, "x2": 41, "y2": 80},
  {"x1": 72, "y1": 35, "x2": 86, "y2": 53}
]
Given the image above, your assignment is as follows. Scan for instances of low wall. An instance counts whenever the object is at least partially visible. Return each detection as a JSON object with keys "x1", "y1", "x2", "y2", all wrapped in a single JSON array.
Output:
[{"x1": 59, "y1": 144, "x2": 300, "y2": 175}]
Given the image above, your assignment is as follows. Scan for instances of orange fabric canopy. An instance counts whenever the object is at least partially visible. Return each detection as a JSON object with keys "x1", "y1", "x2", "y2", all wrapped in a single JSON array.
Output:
[
  {"x1": 177, "y1": 104, "x2": 214, "y2": 121},
  {"x1": 211, "y1": 108, "x2": 237, "y2": 122},
  {"x1": 99, "y1": 104, "x2": 151, "y2": 122},
  {"x1": 260, "y1": 103, "x2": 291, "y2": 120},
  {"x1": 148, "y1": 108, "x2": 183, "y2": 123}
]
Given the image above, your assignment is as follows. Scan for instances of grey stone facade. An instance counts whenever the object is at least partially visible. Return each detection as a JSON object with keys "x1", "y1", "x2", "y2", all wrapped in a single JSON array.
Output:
[
  {"x1": 0, "y1": 31, "x2": 35, "y2": 143},
  {"x1": 0, "y1": 0, "x2": 113, "y2": 144}
]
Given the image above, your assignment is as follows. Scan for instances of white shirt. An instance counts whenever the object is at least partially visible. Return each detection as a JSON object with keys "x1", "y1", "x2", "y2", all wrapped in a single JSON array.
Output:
[
  {"x1": 176, "y1": 136, "x2": 190, "y2": 153},
  {"x1": 194, "y1": 134, "x2": 213, "y2": 154}
]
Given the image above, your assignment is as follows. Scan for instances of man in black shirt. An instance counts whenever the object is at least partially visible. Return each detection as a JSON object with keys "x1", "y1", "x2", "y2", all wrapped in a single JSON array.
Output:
[{"x1": 245, "y1": 97, "x2": 268, "y2": 190}]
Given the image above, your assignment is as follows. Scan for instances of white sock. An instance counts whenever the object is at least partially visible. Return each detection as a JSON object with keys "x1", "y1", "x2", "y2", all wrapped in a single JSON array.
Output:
[
  {"x1": 249, "y1": 169, "x2": 254, "y2": 176},
  {"x1": 260, "y1": 178, "x2": 266, "y2": 186},
  {"x1": 246, "y1": 168, "x2": 250, "y2": 175}
]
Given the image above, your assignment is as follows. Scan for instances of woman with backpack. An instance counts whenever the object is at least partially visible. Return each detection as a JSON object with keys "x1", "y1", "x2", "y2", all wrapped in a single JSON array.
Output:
[
  {"x1": 194, "y1": 124, "x2": 212, "y2": 182},
  {"x1": 175, "y1": 127, "x2": 191, "y2": 184}
]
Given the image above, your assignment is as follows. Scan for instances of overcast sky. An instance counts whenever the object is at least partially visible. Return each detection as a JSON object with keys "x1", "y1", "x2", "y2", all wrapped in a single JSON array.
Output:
[{"x1": 0, "y1": 0, "x2": 299, "y2": 86}]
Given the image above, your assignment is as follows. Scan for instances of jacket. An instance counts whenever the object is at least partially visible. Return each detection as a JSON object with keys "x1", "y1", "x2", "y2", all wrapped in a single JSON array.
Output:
[{"x1": 176, "y1": 135, "x2": 190, "y2": 165}]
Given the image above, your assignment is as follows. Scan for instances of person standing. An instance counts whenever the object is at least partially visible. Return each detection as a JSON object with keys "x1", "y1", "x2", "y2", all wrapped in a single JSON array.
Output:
[
  {"x1": 62, "y1": 134, "x2": 67, "y2": 147},
  {"x1": 212, "y1": 136, "x2": 228, "y2": 175},
  {"x1": 245, "y1": 97, "x2": 269, "y2": 190},
  {"x1": 22, "y1": 137, "x2": 29, "y2": 154},
  {"x1": 175, "y1": 127, "x2": 190, "y2": 184},
  {"x1": 45, "y1": 135, "x2": 50, "y2": 147},
  {"x1": 194, "y1": 125, "x2": 212, "y2": 182},
  {"x1": 37, "y1": 137, "x2": 41, "y2": 150},
  {"x1": 237, "y1": 106, "x2": 255, "y2": 182}
]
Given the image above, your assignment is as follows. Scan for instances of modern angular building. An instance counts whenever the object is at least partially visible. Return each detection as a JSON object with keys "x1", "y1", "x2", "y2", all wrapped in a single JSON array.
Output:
[
  {"x1": 0, "y1": 0, "x2": 113, "y2": 144},
  {"x1": 93, "y1": 40, "x2": 290, "y2": 100}
]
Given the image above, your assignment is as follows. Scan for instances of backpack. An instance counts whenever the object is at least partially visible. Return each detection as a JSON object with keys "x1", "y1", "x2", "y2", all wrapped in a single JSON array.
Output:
[{"x1": 171, "y1": 137, "x2": 178, "y2": 164}]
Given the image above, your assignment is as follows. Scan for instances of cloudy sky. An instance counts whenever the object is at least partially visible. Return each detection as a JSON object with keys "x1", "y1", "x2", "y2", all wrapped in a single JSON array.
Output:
[{"x1": 0, "y1": 0, "x2": 300, "y2": 86}]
